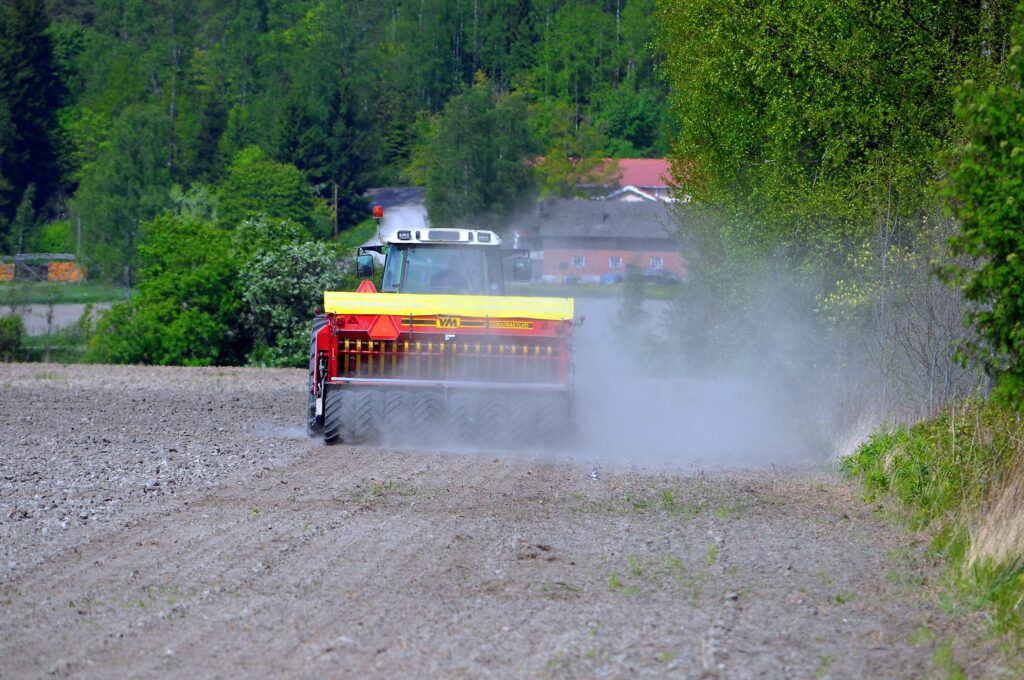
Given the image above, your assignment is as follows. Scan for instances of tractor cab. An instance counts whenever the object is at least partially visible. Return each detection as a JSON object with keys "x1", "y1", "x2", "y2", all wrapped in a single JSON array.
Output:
[{"x1": 357, "y1": 227, "x2": 531, "y2": 295}]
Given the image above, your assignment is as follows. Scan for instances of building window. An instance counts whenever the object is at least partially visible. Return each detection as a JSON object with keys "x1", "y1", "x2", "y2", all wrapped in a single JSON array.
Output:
[
  {"x1": 608, "y1": 255, "x2": 622, "y2": 270},
  {"x1": 649, "y1": 256, "x2": 663, "y2": 269},
  {"x1": 572, "y1": 255, "x2": 586, "y2": 269}
]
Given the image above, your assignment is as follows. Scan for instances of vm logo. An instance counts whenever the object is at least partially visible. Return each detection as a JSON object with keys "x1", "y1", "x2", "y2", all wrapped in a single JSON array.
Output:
[{"x1": 435, "y1": 317, "x2": 461, "y2": 328}]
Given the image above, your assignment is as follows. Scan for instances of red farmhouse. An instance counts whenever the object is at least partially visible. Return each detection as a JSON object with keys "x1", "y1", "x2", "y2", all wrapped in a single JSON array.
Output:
[{"x1": 520, "y1": 198, "x2": 685, "y2": 284}]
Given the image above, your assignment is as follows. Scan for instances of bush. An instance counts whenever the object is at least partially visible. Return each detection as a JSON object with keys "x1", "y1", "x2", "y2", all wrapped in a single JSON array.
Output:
[
  {"x1": 947, "y1": 8, "x2": 1024, "y2": 409},
  {"x1": 87, "y1": 215, "x2": 242, "y2": 365},
  {"x1": 0, "y1": 315, "x2": 25, "y2": 361},
  {"x1": 238, "y1": 241, "x2": 356, "y2": 367},
  {"x1": 843, "y1": 399, "x2": 1024, "y2": 639}
]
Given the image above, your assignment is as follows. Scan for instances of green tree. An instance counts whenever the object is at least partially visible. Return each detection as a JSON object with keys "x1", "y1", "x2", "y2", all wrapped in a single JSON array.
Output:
[
  {"x1": 0, "y1": 98, "x2": 14, "y2": 231},
  {"x1": 589, "y1": 84, "x2": 666, "y2": 157},
  {"x1": 0, "y1": 315, "x2": 25, "y2": 361},
  {"x1": 11, "y1": 184, "x2": 37, "y2": 254},
  {"x1": 272, "y1": 79, "x2": 368, "y2": 235},
  {"x1": 424, "y1": 77, "x2": 534, "y2": 228},
  {"x1": 529, "y1": 96, "x2": 616, "y2": 197},
  {"x1": 217, "y1": 146, "x2": 315, "y2": 230},
  {"x1": 229, "y1": 214, "x2": 309, "y2": 263},
  {"x1": 87, "y1": 213, "x2": 242, "y2": 366},
  {"x1": 73, "y1": 104, "x2": 172, "y2": 285},
  {"x1": 948, "y1": 5, "x2": 1024, "y2": 409},
  {"x1": 239, "y1": 240, "x2": 354, "y2": 367},
  {"x1": 656, "y1": 0, "x2": 1009, "y2": 266},
  {"x1": 0, "y1": 0, "x2": 66, "y2": 224},
  {"x1": 536, "y1": 2, "x2": 618, "y2": 118}
]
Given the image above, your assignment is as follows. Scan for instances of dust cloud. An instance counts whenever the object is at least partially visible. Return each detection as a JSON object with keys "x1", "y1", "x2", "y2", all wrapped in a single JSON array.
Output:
[{"x1": 568, "y1": 293, "x2": 843, "y2": 469}]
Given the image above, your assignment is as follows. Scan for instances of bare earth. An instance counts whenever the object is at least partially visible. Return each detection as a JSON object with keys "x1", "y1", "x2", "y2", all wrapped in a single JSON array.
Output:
[{"x1": 0, "y1": 364, "x2": 989, "y2": 678}]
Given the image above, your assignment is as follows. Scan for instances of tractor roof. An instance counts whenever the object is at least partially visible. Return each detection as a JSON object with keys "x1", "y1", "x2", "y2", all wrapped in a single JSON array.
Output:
[{"x1": 386, "y1": 228, "x2": 502, "y2": 246}]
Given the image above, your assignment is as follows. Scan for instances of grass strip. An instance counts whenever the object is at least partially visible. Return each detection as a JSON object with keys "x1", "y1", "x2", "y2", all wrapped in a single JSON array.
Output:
[{"x1": 842, "y1": 399, "x2": 1023, "y2": 667}]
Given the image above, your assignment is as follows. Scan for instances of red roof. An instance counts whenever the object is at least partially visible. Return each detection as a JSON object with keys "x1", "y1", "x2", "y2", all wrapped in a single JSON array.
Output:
[{"x1": 611, "y1": 159, "x2": 671, "y2": 188}]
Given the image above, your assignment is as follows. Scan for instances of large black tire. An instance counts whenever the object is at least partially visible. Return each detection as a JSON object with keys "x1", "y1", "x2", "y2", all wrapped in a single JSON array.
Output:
[
  {"x1": 307, "y1": 315, "x2": 326, "y2": 436},
  {"x1": 536, "y1": 393, "x2": 572, "y2": 445},
  {"x1": 339, "y1": 388, "x2": 381, "y2": 444},
  {"x1": 506, "y1": 394, "x2": 540, "y2": 447},
  {"x1": 323, "y1": 387, "x2": 344, "y2": 444},
  {"x1": 448, "y1": 391, "x2": 481, "y2": 444},
  {"x1": 411, "y1": 391, "x2": 444, "y2": 446},
  {"x1": 477, "y1": 393, "x2": 508, "y2": 447},
  {"x1": 382, "y1": 390, "x2": 413, "y2": 444}
]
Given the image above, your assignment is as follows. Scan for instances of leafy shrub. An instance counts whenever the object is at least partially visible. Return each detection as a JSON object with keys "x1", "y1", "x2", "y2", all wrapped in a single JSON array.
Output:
[
  {"x1": 238, "y1": 241, "x2": 355, "y2": 367},
  {"x1": 87, "y1": 215, "x2": 242, "y2": 365},
  {"x1": 843, "y1": 399, "x2": 1024, "y2": 637},
  {"x1": 843, "y1": 400, "x2": 1019, "y2": 527},
  {"x1": 217, "y1": 146, "x2": 315, "y2": 231},
  {"x1": 230, "y1": 215, "x2": 309, "y2": 262},
  {"x1": 0, "y1": 315, "x2": 25, "y2": 361},
  {"x1": 947, "y1": 10, "x2": 1024, "y2": 409}
]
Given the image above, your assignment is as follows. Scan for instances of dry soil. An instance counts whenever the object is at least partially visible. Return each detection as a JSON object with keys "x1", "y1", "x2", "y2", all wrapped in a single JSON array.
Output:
[{"x1": 0, "y1": 364, "x2": 991, "y2": 678}]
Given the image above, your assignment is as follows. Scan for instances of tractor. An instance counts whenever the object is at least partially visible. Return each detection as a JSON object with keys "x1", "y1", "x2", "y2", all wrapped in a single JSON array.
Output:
[{"x1": 307, "y1": 210, "x2": 577, "y2": 447}]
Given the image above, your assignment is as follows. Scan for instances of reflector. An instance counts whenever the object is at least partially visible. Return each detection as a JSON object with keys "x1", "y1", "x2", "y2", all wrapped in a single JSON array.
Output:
[{"x1": 367, "y1": 314, "x2": 401, "y2": 341}]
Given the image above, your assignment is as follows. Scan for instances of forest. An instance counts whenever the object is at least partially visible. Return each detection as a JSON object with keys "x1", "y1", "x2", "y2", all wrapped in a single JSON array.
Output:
[{"x1": 0, "y1": 0, "x2": 665, "y2": 279}]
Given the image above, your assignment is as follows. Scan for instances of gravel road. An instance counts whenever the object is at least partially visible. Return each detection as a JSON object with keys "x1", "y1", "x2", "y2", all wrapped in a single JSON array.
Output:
[
  {"x1": 0, "y1": 304, "x2": 113, "y2": 336},
  {"x1": 0, "y1": 364, "x2": 992, "y2": 678}
]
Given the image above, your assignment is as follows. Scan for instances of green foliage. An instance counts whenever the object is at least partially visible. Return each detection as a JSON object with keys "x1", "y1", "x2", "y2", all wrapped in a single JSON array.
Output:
[
  {"x1": 841, "y1": 403, "x2": 1013, "y2": 528},
  {"x1": 0, "y1": 0, "x2": 65, "y2": 233},
  {"x1": 842, "y1": 398, "x2": 1024, "y2": 639},
  {"x1": 217, "y1": 146, "x2": 316, "y2": 230},
  {"x1": 655, "y1": 0, "x2": 1022, "y2": 409},
  {"x1": 26, "y1": 219, "x2": 72, "y2": 253},
  {"x1": 590, "y1": 85, "x2": 667, "y2": 157},
  {"x1": 656, "y1": 0, "x2": 1009, "y2": 266},
  {"x1": 424, "y1": 78, "x2": 535, "y2": 228},
  {"x1": 73, "y1": 104, "x2": 173, "y2": 285},
  {"x1": 86, "y1": 211, "x2": 356, "y2": 368},
  {"x1": 229, "y1": 215, "x2": 309, "y2": 263},
  {"x1": 87, "y1": 215, "x2": 241, "y2": 366},
  {"x1": 238, "y1": 241, "x2": 355, "y2": 367},
  {"x1": 335, "y1": 217, "x2": 379, "y2": 251},
  {"x1": 529, "y1": 97, "x2": 616, "y2": 198},
  {"x1": 0, "y1": 314, "x2": 25, "y2": 361},
  {"x1": 947, "y1": 6, "x2": 1024, "y2": 410},
  {"x1": 271, "y1": 74, "x2": 369, "y2": 232}
]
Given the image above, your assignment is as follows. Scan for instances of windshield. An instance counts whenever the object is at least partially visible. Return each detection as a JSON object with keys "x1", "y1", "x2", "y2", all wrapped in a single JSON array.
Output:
[{"x1": 382, "y1": 245, "x2": 503, "y2": 295}]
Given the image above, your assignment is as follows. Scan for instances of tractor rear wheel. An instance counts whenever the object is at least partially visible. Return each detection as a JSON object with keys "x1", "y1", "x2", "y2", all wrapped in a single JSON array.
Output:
[
  {"x1": 339, "y1": 388, "x2": 381, "y2": 444},
  {"x1": 411, "y1": 391, "x2": 444, "y2": 446},
  {"x1": 448, "y1": 391, "x2": 481, "y2": 444},
  {"x1": 323, "y1": 387, "x2": 344, "y2": 444},
  {"x1": 536, "y1": 393, "x2": 571, "y2": 445},
  {"x1": 382, "y1": 390, "x2": 413, "y2": 444},
  {"x1": 506, "y1": 394, "x2": 539, "y2": 447},
  {"x1": 477, "y1": 393, "x2": 508, "y2": 446}
]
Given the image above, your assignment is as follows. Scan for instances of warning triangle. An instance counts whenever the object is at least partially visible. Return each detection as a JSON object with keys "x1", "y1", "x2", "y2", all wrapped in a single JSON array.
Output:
[{"x1": 367, "y1": 314, "x2": 400, "y2": 341}]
